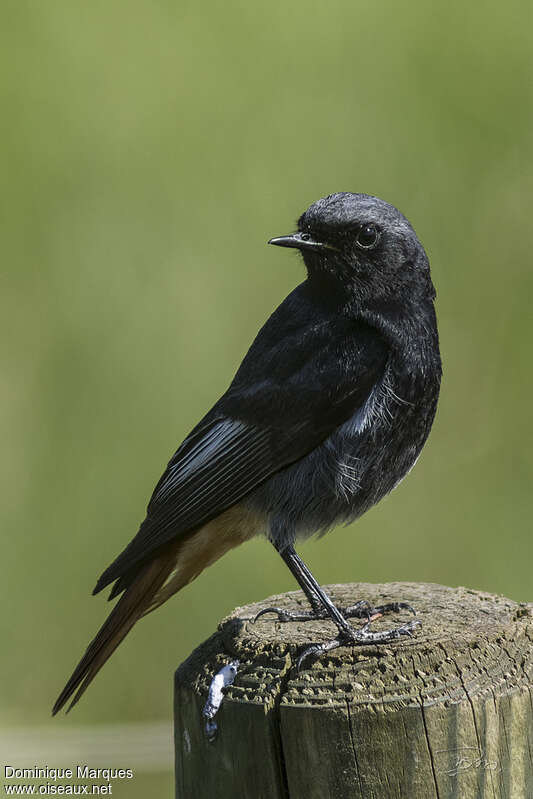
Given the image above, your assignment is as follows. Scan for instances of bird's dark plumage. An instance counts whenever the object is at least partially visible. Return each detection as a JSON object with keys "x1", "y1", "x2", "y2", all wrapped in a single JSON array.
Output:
[{"x1": 53, "y1": 192, "x2": 441, "y2": 714}]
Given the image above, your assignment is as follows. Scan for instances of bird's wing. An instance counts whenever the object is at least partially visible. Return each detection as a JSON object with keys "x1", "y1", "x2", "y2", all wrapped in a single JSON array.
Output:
[{"x1": 94, "y1": 312, "x2": 389, "y2": 595}]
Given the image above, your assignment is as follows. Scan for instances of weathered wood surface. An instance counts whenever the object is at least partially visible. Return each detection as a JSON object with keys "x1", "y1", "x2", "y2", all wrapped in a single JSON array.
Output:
[{"x1": 174, "y1": 582, "x2": 533, "y2": 799}]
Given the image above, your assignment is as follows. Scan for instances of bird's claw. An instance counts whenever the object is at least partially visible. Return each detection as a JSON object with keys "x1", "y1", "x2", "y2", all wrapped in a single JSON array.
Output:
[
  {"x1": 254, "y1": 605, "x2": 327, "y2": 623},
  {"x1": 354, "y1": 618, "x2": 421, "y2": 643},
  {"x1": 296, "y1": 618, "x2": 422, "y2": 670},
  {"x1": 297, "y1": 642, "x2": 334, "y2": 671},
  {"x1": 255, "y1": 598, "x2": 417, "y2": 626},
  {"x1": 372, "y1": 601, "x2": 417, "y2": 618},
  {"x1": 343, "y1": 599, "x2": 416, "y2": 622},
  {"x1": 255, "y1": 597, "x2": 420, "y2": 670},
  {"x1": 253, "y1": 606, "x2": 293, "y2": 623}
]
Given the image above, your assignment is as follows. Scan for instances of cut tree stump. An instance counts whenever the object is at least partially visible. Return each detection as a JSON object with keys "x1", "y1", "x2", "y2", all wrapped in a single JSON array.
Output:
[{"x1": 174, "y1": 582, "x2": 533, "y2": 799}]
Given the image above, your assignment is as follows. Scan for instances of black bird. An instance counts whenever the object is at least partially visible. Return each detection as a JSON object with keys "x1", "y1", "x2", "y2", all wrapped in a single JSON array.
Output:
[{"x1": 53, "y1": 192, "x2": 441, "y2": 714}]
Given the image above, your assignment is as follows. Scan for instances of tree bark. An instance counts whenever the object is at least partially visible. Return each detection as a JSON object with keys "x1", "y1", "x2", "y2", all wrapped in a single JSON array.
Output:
[{"x1": 174, "y1": 582, "x2": 533, "y2": 799}]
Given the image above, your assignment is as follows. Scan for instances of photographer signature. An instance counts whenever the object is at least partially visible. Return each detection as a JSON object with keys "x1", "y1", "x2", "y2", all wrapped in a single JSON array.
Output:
[{"x1": 437, "y1": 746, "x2": 500, "y2": 777}]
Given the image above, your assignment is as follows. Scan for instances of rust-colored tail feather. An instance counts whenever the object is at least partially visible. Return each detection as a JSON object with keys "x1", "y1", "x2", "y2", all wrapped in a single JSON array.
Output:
[
  {"x1": 53, "y1": 507, "x2": 259, "y2": 715},
  {"x1": 52, "y1": 550, "x2": 176, "y2": 715}
]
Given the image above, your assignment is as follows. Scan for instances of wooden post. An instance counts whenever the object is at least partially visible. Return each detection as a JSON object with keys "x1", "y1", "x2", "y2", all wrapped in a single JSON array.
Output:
[{"x1": 174, "y1": 582, "x2": 533, "y2": 799}]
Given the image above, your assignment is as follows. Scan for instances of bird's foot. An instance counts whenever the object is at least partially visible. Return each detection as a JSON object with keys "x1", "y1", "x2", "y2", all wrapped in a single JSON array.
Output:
[
  {"x1": 254, "y1": 599, "x2": 415, "y2": 625},
  {"x1": 296, "y1": 618, "x2": 421, "y2": 670}
]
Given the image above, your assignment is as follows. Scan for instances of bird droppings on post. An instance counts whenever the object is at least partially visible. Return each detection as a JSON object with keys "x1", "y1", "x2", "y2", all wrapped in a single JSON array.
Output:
[{"x1": 202, "y1": 660, "x2": 239, "y2": 742}]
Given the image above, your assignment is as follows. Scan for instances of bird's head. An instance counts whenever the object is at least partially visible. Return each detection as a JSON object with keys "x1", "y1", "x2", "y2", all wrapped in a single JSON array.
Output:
[{"x1": 269, "y1": 193, "x2": 434, "y2": 303}]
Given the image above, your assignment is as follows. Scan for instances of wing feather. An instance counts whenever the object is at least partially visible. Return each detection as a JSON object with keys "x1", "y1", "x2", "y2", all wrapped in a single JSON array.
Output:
[
  {"x1": 94, "y1": 287, "x2": 390, "y2": 595},
  {"x1": 93, "y1": 420, "x2": 276, "y2": 593}
]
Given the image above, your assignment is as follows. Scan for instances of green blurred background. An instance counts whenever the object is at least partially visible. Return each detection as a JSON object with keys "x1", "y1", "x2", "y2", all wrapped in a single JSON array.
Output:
[{"x1": 2, "y1": 0, "x2": 532, "y2": 795}]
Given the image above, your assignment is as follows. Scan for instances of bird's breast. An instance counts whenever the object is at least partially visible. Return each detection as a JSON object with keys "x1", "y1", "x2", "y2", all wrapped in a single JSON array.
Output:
[{"x1": 246, "y1": 358, "x2": 439, "y2": 549}]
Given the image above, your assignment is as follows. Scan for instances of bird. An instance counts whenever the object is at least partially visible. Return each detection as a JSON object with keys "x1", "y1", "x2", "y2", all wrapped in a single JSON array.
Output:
[{"x1": 53, "y1": 192, "x2": 441, "y2": 714}]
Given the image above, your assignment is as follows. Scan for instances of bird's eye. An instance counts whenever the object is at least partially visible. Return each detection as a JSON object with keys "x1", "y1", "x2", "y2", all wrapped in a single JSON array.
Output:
[
  {"x1": 300, "y1": 232, "x2": 311, "y2": 241},
  {"x1": 356, "y1": 224, "x2": 379, "y2": 249}
]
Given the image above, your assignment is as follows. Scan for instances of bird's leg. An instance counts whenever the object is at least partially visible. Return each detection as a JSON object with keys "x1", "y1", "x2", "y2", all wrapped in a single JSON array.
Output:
[
  {"x1": 254, "y1": 544, "x2": 414, "y2": 623},
  {"x1": 254, "y1": 543, "x2": 420, "y2": 668},
  {"x1": 254, "y1": 542, "x2": 346, "y2": 623}
]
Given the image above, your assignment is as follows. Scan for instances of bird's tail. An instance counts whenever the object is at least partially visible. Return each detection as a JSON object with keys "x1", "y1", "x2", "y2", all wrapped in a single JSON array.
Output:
[
  {"x1": 52, "y1": 546, "x2": 177, "y2": 715},
  {"x1": 52, "y1": 505, "x2": 261, "y2": 715}
]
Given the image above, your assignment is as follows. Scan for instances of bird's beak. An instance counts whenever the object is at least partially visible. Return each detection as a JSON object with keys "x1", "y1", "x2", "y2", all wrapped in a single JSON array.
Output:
[{"x1": 268, "y1": 232, "x2": 337, "y2": 253}]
